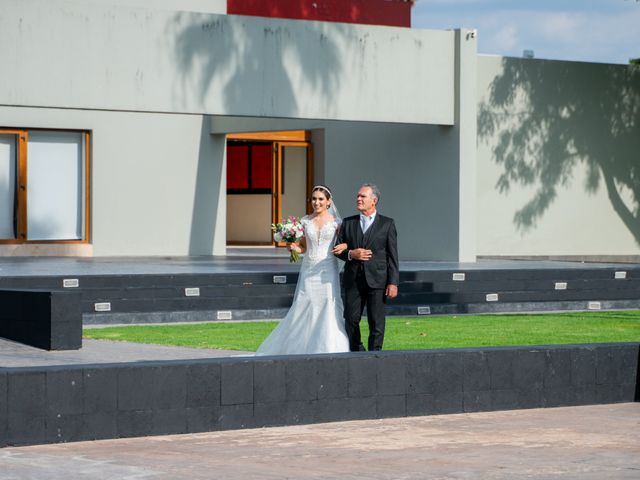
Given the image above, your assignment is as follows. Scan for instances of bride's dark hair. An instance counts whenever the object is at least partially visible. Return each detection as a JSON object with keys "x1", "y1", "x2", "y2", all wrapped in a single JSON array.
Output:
[{"x1": 312, "y1": 185, "x2": 332, "y2": 199}]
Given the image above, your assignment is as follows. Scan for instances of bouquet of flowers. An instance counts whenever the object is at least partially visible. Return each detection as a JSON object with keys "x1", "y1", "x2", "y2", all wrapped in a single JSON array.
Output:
[{"x1": 272, "y1": 216, "x2": 304, "y2": 262}]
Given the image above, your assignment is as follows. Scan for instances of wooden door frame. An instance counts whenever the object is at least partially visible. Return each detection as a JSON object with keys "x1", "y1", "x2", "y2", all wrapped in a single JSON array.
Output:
[
  {"x1": 225, "y1": 131, "x2": 314, "y2": 247},
  {"x1": 0, "y1": 128, "x2": 90, "y2": 244},
  {"x1": 272, "y1": 140, "x2": 313, "y2": 246}
]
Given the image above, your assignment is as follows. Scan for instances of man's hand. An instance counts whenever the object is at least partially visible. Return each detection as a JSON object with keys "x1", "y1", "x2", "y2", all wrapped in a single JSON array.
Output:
[
  {"x1": 385, "y1": 284, "x2": 398, "y2": 299},
  {"x1": 332, "y1": 243, "x2": 348, "y2": 255},
  {"x1": 350, "y1": 248, "x2": 373, "y2": 261}
]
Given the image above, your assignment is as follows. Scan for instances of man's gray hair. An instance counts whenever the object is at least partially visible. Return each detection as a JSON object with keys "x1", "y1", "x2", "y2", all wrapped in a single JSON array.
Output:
[{"x1": 362, "y1": 183, "x2": 381, "y2": 202}]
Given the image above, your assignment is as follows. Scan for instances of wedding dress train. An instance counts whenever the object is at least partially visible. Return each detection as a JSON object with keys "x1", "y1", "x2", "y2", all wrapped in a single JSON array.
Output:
[{"x1": 256, "y1": 216, "x2": 350, "y2": 355}]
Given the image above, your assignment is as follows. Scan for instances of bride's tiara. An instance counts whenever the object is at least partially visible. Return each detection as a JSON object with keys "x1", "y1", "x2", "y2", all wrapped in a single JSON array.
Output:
[{"x1": 312, "y1": 185, "x2": 332, "y2": 197}]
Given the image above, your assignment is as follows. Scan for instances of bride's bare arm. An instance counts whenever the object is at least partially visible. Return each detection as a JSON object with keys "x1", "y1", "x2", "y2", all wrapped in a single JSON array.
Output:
[{"x1": 332, "y1": 243, "x2": 348, "y2": 255}]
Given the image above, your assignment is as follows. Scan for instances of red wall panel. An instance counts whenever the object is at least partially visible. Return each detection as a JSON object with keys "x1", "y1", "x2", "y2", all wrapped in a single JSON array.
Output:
[
  {"x1": 227, "y1": 145, "x2": 249, "y2": 189},
  {"x1": 251, "y1": 144, "x2": 273, "y2": 190},
  {"x1": 227, "y1": 0, "x2": 411, "y2": 28}
]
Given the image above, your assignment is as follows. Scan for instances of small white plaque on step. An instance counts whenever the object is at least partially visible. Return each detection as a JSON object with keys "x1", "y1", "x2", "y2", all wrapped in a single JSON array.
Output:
[
  {"x1": 452, "y1": 273, "x2": 466, "y2": 281},
  {"x1": 417, "y1": 306, "x2": 431, "y2": 315},
  {"x1": 587, "y1": 301, "x2": 601, "y2": 310},
  {"x1": 273, "y1": 275, "x2": 287, "y2": 284},
  {"x1": 185, "y1": 287, "x2": 200, "y2": 297},
  {"x1": 486, "y1": 293, "x2": 499, "y2": 302},
  {"x1": 614, "y1": 271, "x2": 627, "y2": 280},
  {"x1": 63, "y1": 278, "x2": 79, "y2": 288},
  {"x1": 94, "y1": 302, "x2": 111, "y2": 312},
  {"x1": 217, "y1": 311, "x2": 232, "y2": 320},
  {"x1": 554, "y1": 282, "x2": 567, "y2": 290}
]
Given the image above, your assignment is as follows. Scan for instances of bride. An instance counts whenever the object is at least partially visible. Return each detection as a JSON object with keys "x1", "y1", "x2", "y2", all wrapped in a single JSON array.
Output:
[{"x1": 256, "y1": 185, "x2": 350, "y2": 355}]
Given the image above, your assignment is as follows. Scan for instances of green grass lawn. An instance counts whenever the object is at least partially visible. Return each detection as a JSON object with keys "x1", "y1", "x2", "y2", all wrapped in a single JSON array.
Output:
[{"x1": 84, "y1": 310, "x2": 640, "y2": 352}]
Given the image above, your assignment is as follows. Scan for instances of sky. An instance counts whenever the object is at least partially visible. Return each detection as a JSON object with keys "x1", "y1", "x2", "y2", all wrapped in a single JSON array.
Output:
[{"x1": 411, "y1": 0, "x2": 640, "y2": 64}]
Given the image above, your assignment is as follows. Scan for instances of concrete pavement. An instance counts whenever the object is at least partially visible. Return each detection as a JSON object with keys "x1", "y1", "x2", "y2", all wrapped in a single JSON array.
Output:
[
  {"x1": 1, "y1": 403, "x2": 638, "y2": 479},
  {"x1": 0, "y1": 338, "x2": 250, "y2": 368}
]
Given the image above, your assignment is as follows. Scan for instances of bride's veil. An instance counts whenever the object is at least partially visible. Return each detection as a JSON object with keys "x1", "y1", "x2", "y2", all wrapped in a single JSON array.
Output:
[
  {"x1": 328, "y1": 200, "x2": 341, "y2": 223},
  {"x1": 325, "y1": 189, "x2": 342, "y2": 259}
]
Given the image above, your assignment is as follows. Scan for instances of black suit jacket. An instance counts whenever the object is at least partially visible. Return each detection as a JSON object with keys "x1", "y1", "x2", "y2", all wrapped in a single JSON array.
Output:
[{"x1": 337, "y1": 213, "x2": 399, "y2": 289}]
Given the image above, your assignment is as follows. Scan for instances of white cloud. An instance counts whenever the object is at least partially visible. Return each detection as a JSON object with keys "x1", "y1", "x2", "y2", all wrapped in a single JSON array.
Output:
[
  {"x1": 412, "y1": 6, "x2": 640, "y2": 64},
  {"x1": 537, "y1": 12, "x2": 581, "y2": 43},
  {"x1": 486, "y1": 25, "x2": 519, "y2": 52}
]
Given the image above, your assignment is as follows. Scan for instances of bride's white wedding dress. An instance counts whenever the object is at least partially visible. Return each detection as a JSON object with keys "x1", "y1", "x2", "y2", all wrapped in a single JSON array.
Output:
[{"x1": 256, "y1": 215, "x2": 350, "y2": 355}]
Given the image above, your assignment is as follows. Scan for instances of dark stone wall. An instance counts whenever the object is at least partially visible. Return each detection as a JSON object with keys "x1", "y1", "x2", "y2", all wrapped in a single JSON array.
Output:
[
  {"x1": 1, "y1": 343, "x2": 638, "y2": 447},
  {"x1": 0, "y1": 290, "x2": 82, "y2": 350}
]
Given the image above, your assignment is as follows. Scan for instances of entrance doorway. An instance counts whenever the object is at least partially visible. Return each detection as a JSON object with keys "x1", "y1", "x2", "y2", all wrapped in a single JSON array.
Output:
[{"x1": 226, "y1": 131, "x2": 313, "y2": 245}]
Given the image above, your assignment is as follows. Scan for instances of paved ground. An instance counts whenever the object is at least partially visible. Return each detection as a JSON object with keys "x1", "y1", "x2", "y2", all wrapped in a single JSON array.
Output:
[
  {"x1": 0, "y1": 251, "x2": 636, "y2": 277},
  {"x1": 1, "y1": 403, "x2": 638, "y2": 479},
  {"x1": 0, "y1": 338, "x2": 250, "y2": 367}
]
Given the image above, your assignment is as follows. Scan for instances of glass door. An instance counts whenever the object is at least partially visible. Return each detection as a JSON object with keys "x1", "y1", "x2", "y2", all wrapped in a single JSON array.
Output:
[
  {"x1": 0, "y1": 129, "x2": 89, "y2": 244},
  {"x1": 0, "y1": 133, "x2": 17, "y2": 239},
  {"x1": 273, "y1": 141, "x2": 313, "y2": 229}
]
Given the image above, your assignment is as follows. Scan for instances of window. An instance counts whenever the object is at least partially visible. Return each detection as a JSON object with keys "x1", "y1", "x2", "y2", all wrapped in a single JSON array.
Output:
[
  {"x1": 226, "y1": 142, "x2": 272, "y2": 194},
  {"x1": 0, "y1": 129, "x2": 90, "y2": 243}
]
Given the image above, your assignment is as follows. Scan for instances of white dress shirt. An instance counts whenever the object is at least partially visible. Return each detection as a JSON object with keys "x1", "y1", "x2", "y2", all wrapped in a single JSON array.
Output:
[{"x1": 360, "y1": 211, "x2": 377, "y2": 234}]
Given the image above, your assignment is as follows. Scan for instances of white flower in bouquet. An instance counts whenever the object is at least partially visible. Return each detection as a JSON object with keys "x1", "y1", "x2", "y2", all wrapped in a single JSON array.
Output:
[{"x1": 271, "y1": 216, "x2": 304, "y2": 262}]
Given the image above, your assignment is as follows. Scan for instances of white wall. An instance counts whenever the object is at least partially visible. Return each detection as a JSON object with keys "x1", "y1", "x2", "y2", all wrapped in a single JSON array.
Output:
[
  {"x1": 210, "y1": 29, "x2": 478, "y2": 262},
  {"x1": 0, "y1": 0, "x2": 480, "y2": 259},
  {"x1": 227, "y1": 195, "x2": 272, "y2": 243},
  {"x1": 73, "y1": 0, "x2": 226, "y2": 14},
  {"x1": 0, "y1": 106, "x2": 226, "y2": 256},
  {"x1": 0, "y1": 0, "x2": 455, "y2": 125},
  {"x1": 477, "y1": 55, "x2": 640, "y2": 257},
  {"x1": 454, "y1": 30, "x2": 478, "y2": 262}
]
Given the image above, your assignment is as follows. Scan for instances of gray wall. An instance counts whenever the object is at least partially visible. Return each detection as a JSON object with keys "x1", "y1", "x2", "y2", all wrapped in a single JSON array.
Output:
[
  {"x1": 323, "y1": 122, "x2": 464, "y2": 261},
  {"x1": 477, "y1": 56, "x2": 640, "y2": 258},
  {"x1": 0, "y1": 106, "x2": 226, "y2": 256},
  {"x1": 1, "y1": 0, "x2": 455, "y2": 125}
]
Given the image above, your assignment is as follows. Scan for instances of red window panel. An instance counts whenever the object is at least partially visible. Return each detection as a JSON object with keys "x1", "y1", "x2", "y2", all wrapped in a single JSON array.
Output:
[
  {"x1": 227, "y1": 145, "x2": 249, "y2": 189},
  {"x1": 251, "y1": 144, "x2": 272, "y2": 190},
  {"x1": 227, "y1": 0, "x2": 412, "y2": 28}
]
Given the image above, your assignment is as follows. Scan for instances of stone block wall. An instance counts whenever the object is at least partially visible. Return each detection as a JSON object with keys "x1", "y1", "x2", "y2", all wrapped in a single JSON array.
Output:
[{"x1": 1, "y1": 343, "x2": 638, "y2": 446}]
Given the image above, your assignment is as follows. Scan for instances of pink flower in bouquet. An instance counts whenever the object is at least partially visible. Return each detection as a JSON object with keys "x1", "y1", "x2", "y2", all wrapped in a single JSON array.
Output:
[{"x1": 272, "y1": 216, "x2": 305, "y2": 262}]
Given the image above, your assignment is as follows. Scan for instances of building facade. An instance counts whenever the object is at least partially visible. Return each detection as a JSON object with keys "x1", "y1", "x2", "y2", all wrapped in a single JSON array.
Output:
[{"x1": 1, "y1": 0, "x2": 638, "y2": 261}]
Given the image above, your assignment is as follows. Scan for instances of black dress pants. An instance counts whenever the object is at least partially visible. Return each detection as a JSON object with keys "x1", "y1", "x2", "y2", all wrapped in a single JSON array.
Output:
[{"x1": 344, "y1": 267, "x2": 386, "y2": 351}]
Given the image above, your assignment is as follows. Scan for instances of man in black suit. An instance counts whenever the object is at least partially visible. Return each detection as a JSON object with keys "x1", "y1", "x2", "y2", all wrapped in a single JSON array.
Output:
[{"x1": 334, "y1": 184, "x2": 399, "y2": 351}]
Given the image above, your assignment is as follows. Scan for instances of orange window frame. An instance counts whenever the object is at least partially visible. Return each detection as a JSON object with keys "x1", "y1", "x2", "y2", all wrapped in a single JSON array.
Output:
[{"x1": 0, "y1": 128, "x2": 91, "y2": 244}]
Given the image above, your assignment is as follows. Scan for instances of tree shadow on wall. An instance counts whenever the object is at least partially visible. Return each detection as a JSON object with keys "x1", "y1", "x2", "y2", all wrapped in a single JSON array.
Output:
[
  {"x1": 165, "y1": 12, "x2": 346, "y2": 117},
  {"x1": 478, "y1": 58, "x2": 640, "y2": 244}
]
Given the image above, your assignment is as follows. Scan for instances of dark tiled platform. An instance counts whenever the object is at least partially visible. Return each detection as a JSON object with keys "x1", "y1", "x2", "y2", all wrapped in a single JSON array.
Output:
[{"x1": 1, "y1": 251, "x2": 639, "y2": 326}]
